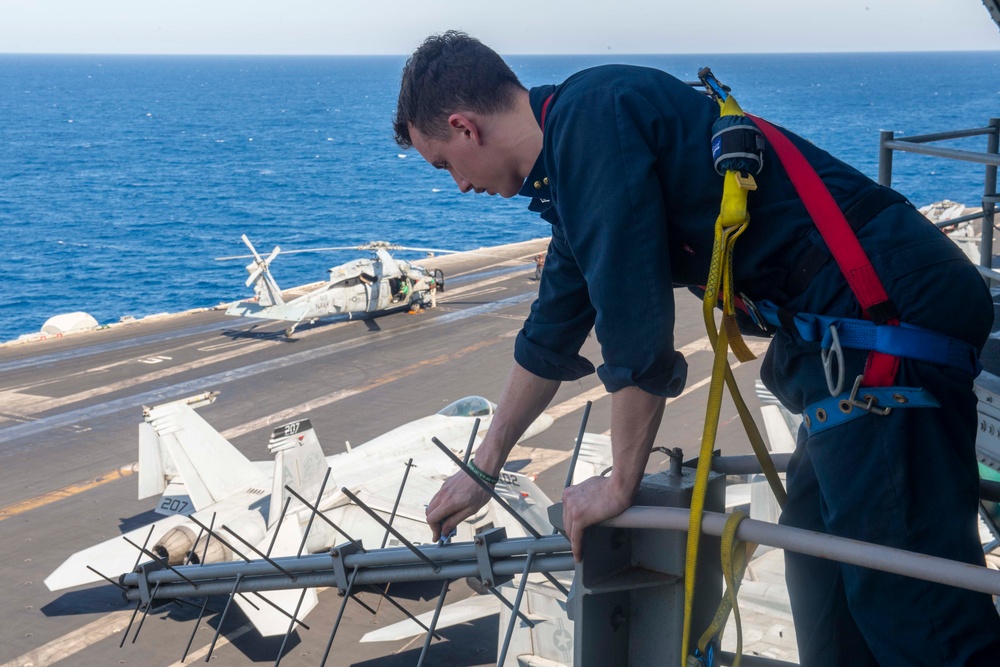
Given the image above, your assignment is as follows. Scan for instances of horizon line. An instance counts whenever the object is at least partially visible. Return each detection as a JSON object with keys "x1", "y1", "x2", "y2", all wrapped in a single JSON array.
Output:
[{"x1": 2, "y1": 48, "x2": 1000, "y2": 58}]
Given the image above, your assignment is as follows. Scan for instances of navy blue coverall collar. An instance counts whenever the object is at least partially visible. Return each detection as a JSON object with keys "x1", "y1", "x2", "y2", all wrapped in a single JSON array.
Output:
[{"x1": 518, "y1": 85, "x2": 556, "y2": 207}]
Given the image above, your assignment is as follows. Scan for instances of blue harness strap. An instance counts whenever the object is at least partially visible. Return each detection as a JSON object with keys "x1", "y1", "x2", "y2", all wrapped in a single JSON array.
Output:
[
  {"x1": 802, "y1": 384, "x2": 940, "y2": 435},
  {"x1": 749, "y1": 299, "x2": 979, "y2": 433},
  {"x1": 753, "y1": 300, "x2": 981, "y2": 377}
]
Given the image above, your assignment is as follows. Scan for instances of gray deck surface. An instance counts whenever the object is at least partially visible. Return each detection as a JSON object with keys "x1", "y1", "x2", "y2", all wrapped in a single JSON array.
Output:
[{"x1": 0, "y1": 238, "x2": 769, "y2": 667}]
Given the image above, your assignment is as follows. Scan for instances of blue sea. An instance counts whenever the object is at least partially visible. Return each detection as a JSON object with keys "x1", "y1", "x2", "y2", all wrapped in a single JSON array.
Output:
[{"x1": 2, "y1": 52, "x2": 999, "y2": 342}]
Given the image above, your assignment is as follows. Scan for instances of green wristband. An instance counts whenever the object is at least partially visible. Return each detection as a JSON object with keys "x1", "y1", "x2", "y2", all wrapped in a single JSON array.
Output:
[{"x1": 467, "y1": 460, "x2": 499, "y2": 486}]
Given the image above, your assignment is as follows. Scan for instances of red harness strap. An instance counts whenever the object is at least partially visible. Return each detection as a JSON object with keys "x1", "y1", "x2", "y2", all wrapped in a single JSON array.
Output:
[
  {"x1": 540, "y1": 94, "x2": 554, "y2": 131},
  {"x1": 747, "y1": 113, "x2": 901, "y2": 387}
]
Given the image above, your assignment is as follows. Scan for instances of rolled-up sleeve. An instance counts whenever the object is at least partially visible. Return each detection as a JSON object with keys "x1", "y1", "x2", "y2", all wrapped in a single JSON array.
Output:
[
  {"x1": 515, "y1": 221, "x2": 598, "y2": 380},
  {"x1": 517, "y1": 84, "x2": 687, "y2": 398}
]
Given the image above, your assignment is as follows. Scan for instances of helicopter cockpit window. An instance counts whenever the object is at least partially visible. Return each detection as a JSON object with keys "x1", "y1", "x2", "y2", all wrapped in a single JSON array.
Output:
[{"x1": 437, "y1": 396, "x2": 495, "y2": 418}]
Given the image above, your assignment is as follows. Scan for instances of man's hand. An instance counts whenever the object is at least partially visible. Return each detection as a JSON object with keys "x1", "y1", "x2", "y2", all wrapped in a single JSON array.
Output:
[
  {"x1": 425, "y1": 470, "x2": 494, "y2": 542},
  {"x1": 562, "y1": 475, "x2": 634, "y2": 562}
]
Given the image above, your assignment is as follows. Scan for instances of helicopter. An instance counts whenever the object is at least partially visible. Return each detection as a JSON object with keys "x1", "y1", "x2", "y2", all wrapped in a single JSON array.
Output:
[{"x1": 220, "y1": 235, "x2": 446, "y2": 336}]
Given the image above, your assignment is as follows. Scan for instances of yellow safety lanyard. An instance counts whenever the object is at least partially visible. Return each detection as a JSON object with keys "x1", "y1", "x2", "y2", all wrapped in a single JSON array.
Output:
[{"x1": 681, "y1": 81, "x2": 788, "y2": 667}]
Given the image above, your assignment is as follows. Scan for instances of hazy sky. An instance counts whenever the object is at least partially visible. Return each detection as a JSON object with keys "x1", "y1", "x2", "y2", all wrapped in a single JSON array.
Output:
[{"x1": 1, "y1": 0, "x2": 998, "y2": 55}]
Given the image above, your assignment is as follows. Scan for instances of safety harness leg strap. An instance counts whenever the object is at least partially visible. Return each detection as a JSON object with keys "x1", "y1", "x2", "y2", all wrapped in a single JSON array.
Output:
[{"x1": 803, "y1": 384, "x2": 940, "y2": 435}]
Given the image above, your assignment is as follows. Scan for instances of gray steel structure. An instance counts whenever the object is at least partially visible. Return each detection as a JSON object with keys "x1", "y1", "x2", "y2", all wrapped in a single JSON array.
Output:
[{"x1": 878, "y1": 118, "x2": 999, "y2": 267}]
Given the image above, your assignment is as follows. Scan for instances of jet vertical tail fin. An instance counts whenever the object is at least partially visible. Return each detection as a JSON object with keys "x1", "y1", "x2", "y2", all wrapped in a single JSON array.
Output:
[
  {"x1": 268, "y1": 418, "x2": 331, "y2": 528},
  {"x1": 140, "y1": 393, "x2": 266, "y2": 513}
]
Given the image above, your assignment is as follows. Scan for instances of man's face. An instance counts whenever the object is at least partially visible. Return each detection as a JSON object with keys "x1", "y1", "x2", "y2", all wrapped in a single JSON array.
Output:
[{"x1": 409, "y1": 120, "x2": 523, "y2": 199}]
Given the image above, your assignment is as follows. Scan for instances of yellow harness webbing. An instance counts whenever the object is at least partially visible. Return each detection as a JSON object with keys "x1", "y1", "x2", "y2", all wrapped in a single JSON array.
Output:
[{"x1": 680, "y1": 91, "x2": 787, "y2": 666}]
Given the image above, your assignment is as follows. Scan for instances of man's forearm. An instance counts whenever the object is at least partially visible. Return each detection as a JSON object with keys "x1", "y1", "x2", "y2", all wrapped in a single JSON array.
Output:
[
  {"x1": 608, "y1": 386, "x2": 666, "y2": 500},
  {"x1": 474, "y1": 362, "x2": 560, "y2": 475}
]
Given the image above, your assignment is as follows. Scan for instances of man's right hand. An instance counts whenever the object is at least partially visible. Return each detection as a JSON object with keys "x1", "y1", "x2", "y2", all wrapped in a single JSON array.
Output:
[{"x1": 425, "y1": 469, "x2": 494, "y2": 542}]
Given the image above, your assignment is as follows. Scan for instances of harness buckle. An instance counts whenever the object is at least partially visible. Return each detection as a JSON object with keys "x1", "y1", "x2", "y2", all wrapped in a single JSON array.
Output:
[
  {"x1": 841, "y1": 374, "x2": 893, "y2": 417},
  {"x1": 821, "y1": 324, "x2": 845, "y2": 397}
]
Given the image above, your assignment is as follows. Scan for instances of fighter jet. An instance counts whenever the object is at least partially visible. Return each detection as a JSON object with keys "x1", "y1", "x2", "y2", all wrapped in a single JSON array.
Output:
[{"x1": 45, "y1": 391, "x2": 553, "y2": 635}]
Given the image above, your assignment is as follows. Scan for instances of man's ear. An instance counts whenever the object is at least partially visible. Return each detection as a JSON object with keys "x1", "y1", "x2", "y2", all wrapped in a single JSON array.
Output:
[{"x1": 447, "y1": 113, "x2": 482, "y2": 144}]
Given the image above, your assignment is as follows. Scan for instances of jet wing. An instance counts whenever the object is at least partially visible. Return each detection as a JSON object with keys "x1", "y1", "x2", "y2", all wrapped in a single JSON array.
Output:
[
  {"x1": 45, "y1": 514, "x2": 189, "y2": 591},
  {"x1": 360, "y1": 594, "x2": 501, "y2": 643}
]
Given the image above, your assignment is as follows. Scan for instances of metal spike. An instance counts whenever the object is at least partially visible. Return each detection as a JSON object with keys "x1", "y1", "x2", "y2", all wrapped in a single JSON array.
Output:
[
  {"x1": 497, "y1": 551, "x2": 536, "y2": 667},
  {"x1": 487, "y1": 585, "x2": 535, "y2": 628},
  {"x1": 319, "y1": 566, "x2": 360, "y2": 667},
  {"x1": 463, "y1": 417, "x2": 481, "y2": 465},
  {"x1": 374, "y1": 457, "x2": 418, "y2": 620},
  {"x1": 130, "y1": 525, "x2": 156, "y2": 573},
  {"x1": 184, "y1": 523, "x2": 206, "y2": 565},
  {"x1": 265, "y1": 496, "x2": 292, "y2": 559},
  {"x1": 119, "y1": 600, "x2": 143, "y2": 649},
  {"x1": 284, "y1": 483, "x2": 365, "y2": 552},
  {"x1": 430, "y1": 436, "x2": 570, "y2": 595},
  {"x1": 416, "y1": 580, "x2": 451, "y2": 667},
  {"x1": 198, "y1": 512, "x2": 217, "y2": 566},
  {"x1": 349, "y1": 592, "x2": 377, "y2": 616},
  {"x1": 341, "y1": 488, "x2": 439, "y2": 572},
  {"x1": 205, "y1": 574, "x2": 242, "y2": 663},
  {"x1": 181, "y1": 596, "x2": 210, "y2": 663},
  {"x1": 122, "y1": 536, "x2": 200, "y2": 588},
  {"x1": 130, "y1": 581, "x2": 161, "y2": 644},
  {"x1": 222, "y1": 525, "x2": 296, "y2": 580},
  {"x1": 186, "y1": 515, "x2": 251, "y2": 563},
  {"x1": 563, "y1": 401, "x2": 592, "y2": 489},
  {"x1": 85, "y1": 565, "x2": 126, "y2": 591},
  {"x1": 380, "y1": 458, "x2": 415, "y2": 550},
  {"x1": 248, "y1": 591, "x2": 310, "y2": 629},
  {"x1": 273, "y1": 589, "x2": 308, "y2": 667},
  {"x1": 364, "y1": 585, "x2": 442, "y2": 640},
  {"x1": 237, "y1": 592, "x2": 261, "y2": 612},
  {"x1": 297, "y1": 468, "x2": 332, "y2": 557},
  {"x1": 430, "y1": 436, "x2": 541, "y2": 539},
  {"x1": 413, "y1": 419, "x2": 482, "y2": 667}
]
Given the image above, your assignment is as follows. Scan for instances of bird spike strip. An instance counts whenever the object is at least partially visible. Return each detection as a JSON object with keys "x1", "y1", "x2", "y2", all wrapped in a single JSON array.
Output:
[{"x1": 112, "y1": 413, "x2": 582, "y2": 666}]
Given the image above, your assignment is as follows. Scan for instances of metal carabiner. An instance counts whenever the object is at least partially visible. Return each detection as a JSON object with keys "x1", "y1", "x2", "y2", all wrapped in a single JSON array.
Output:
[{"x1": 821, "y1": 324, "x2": 845, "y2": 397}]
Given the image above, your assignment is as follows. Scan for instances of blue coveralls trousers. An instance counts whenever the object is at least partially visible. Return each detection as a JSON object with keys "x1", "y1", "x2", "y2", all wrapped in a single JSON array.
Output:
[{"x1": 760, "y1": 204, "x2": 1000, "y2": 666}]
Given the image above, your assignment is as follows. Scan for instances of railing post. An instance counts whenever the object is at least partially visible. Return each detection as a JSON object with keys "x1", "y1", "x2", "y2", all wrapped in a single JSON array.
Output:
[
  {"x1": 878, "y1": 129, "x2": 895, "y2": 187},
  {"x1": 981, "y1": 119, "x2": 999, "y2": 268},
  {"x1": 563, "y1": 455, "x2": 725, "y2": 666}
]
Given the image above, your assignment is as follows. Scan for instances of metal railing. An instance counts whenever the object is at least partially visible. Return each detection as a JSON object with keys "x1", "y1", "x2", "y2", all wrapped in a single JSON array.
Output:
[
  {"x1": 878, "y1": 118, "x2": 1000, "y2": 269},
  {"x1": 107, "y1": 449, "x2": 1000, "y2": 667}
]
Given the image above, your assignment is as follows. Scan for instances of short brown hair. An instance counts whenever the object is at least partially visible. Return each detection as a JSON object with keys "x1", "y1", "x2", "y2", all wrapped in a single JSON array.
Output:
[{"x1": 394, "y1": 31, "x2": 525, "y2": 148}]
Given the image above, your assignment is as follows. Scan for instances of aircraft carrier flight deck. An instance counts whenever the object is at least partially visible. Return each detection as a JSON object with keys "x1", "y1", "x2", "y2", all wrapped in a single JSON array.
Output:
[{"x1": 0, "y1": 238, "x2": 770, "y2": 667}]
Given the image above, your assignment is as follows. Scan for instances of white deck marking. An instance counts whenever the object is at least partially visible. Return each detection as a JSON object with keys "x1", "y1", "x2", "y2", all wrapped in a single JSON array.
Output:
[
  {"x1": 0, "y1": 610, "x2": 134, "y2": 667},
  {"x1": 163, "y1": 624, "x2": 253, "y2": 667},
  {"x1": 219, "y1": 329, "x2": 520, "y2": 440},
  {"x1": 0, "y1": 263, "x2": 531, "y2": 419}
]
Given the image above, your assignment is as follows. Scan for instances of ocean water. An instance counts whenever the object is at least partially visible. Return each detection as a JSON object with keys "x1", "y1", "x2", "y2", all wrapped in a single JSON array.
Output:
[{"x1": 1, "y1": 52, "x2": 998, "y2": 342}]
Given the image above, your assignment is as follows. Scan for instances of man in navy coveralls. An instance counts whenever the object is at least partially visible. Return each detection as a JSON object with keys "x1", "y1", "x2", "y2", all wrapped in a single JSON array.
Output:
[{"x1": 394, "y1": 31, "x2": 1000, "y2": 665}]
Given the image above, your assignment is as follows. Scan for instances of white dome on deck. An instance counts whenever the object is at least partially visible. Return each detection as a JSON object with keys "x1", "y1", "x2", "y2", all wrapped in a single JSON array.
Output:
[{"x1": 41, "y1": 312, "x2": 98, "y2": 335}]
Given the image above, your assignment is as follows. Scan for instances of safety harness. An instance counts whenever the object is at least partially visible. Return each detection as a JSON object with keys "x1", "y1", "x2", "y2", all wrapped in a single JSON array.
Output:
[{"x1": 683, "y1": 69, "x2": 982, "y2": 667}]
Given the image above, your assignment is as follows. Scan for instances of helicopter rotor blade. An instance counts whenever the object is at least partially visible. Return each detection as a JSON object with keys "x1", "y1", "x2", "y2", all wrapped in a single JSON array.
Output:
[
  {"x1": 272, "y1": 246, "x2": 366, "y2": 255},
  {"x1": 264, "y1": 245, "x2": 281, "y2": 265},
  {"x1": 241, "y1": 234, "x2": 266, "y2": 265}
]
